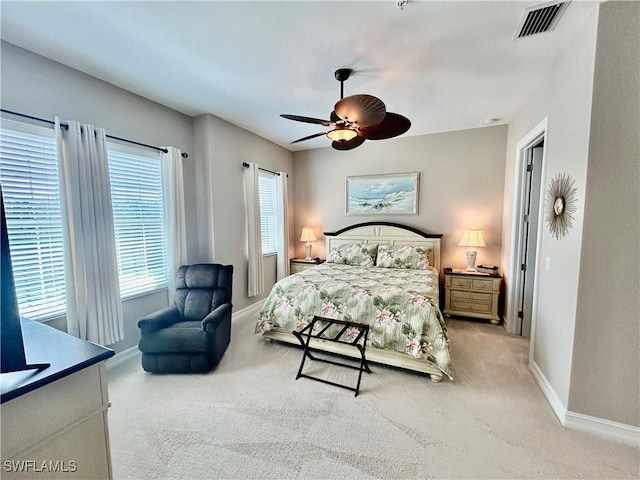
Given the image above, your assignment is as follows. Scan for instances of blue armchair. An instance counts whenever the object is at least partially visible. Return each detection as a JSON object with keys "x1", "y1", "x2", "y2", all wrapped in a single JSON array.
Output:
[{"x1": 138, "y1": 263, "x2": 233, "y2": 373}]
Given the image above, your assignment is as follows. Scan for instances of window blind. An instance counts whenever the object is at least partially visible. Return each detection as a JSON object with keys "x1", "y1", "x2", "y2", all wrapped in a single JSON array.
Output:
[
  {"x1": 258, "y1": 172, "x2": 277, "y2": 255},
  {"x1": 0, "y1": 120, "x2": 66, "y2": 320},
  {"x1": 108, "y1": 144, "x2": 168, "y2": 298}
]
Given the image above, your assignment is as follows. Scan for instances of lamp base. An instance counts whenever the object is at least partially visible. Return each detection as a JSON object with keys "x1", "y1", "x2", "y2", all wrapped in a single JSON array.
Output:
[
  {"x1": 465, "y1": 250, "x2": 477, "y2": 272},
  {"x1": 305, "y1": 243, "x2": 313, "y2": 260}
]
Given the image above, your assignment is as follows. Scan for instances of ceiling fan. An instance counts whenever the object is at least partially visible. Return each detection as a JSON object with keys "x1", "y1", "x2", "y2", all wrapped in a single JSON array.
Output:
[{"x1": 281, "y1": 68, "x2": 411, "y2": 151}]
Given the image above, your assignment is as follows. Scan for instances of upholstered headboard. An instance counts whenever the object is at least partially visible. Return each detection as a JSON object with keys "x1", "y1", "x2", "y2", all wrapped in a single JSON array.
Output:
[{"x1": 324, "y1": 222, "x2": 442, "y2": 271}]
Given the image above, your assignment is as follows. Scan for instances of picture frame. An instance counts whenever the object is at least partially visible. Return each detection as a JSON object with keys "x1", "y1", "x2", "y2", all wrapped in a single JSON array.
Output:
[{"x1": 346, "y1": 172, "x2": 419, "y2": 215}]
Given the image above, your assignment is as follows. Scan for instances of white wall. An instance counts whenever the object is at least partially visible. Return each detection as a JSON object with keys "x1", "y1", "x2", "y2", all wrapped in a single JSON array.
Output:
[
  {"x1": 292, "y1": 125, "x2": 508, "y2": 271},
  {"x1": 0, "y1": 41, "x2": 193, "y2": 354},
  {"x1": 501, "y1": 7, "x2": 598, "y2": 410},
  {"x1": 502, "y1": 2, "x2": 640, "y2": 432}
]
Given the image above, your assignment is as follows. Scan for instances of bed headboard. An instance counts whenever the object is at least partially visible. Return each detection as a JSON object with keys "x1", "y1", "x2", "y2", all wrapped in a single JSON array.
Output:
[{"x1": 324, "y1": 222, "x2": 443, "y2": 271}]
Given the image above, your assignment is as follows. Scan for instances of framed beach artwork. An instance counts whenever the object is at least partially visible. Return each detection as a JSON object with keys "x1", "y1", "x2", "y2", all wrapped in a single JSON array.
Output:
[{"x1": 346, "y1": 172, "x2": 419, "y2": 215}]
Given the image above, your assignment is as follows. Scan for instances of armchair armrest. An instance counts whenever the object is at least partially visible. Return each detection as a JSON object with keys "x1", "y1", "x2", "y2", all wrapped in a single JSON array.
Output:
[
  {"x1": 202, "y1": 303, "x2": 232, "y2": 333},
  {"x1": 138, "y1": 305, "x2": 181, "y2": 335}
]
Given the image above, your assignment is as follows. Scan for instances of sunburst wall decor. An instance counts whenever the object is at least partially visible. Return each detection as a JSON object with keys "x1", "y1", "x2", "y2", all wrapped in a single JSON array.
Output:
[{"x1": 545, "y1": 172, "x2": 577, "y2": 239}]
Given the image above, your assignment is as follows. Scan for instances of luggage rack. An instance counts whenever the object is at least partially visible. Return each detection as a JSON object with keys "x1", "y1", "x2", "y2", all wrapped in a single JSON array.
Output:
[{"x1": 292, "y1": 315, "x2": 371, "y2": 397}]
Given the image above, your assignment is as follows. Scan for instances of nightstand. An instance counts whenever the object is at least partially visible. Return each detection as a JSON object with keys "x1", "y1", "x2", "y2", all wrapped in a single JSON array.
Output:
[
  {"x1": 290, "y1": 258, "x2": 324, "y2": 274},
  {"x1": 443, "y1": 269, "x2": 501, "y2": 324}
]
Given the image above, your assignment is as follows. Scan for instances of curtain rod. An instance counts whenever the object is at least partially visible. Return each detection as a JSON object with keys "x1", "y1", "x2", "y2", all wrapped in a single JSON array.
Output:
[
  {"x1": 1, "y1": 108, "x2": 189, "y2": 158},
  {"x1": 242, "y1": 162, "x2": 281, "y2": 176}
]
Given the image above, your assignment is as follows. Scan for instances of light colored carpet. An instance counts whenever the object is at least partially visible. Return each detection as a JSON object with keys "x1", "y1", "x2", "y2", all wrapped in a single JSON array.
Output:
[{"x1": 107, "y1": 305, "x2": 638, "y2": 479}]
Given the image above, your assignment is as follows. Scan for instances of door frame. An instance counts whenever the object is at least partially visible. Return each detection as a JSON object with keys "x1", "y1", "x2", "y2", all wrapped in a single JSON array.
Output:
[{"x1": 506, "y1": 118, "x2": 548, "y2": 343}]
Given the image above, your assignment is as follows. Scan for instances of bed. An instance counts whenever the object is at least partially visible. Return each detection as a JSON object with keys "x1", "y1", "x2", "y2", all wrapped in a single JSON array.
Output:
[{"x1": 255, "y1": 222, "x2": 452, "y2": 382}]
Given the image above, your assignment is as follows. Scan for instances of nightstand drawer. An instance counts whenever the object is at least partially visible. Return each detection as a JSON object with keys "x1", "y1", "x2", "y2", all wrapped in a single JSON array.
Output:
[
  {"x1": 290, "y1": 263, "x2": 307, "y2": 274},
  {"x1": 472, "y1": 278, "x2": 498, "y2": 291},
  {"x1": 451, "y1": 300, "x2": 491, "y2": 315},
  {"x1": 451, "y1": 299, "x2": 493, "y2": 315},
  {"x1": 290, "y1": 258, "x2": 324, "y2": 275},
  {"x1": 450, "y1": 277, "x2": 472, "y2": 289},
  {"x1": 451, "y1": 290, "x2": 492, "y2": 305}
]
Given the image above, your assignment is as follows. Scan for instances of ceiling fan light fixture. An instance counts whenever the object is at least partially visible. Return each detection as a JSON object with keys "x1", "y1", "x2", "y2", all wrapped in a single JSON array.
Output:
[{"x1": 326, "y1": 127, "x2": 357, "y2": 142}]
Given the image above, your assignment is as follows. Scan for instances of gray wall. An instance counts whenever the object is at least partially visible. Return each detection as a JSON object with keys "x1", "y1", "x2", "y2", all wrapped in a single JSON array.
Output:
[
  {"x1": 292, "y1": 125, "x2": 508, "y2": 271},
  {"x1": 189, "y1": 114, "x2": 294, "y2": 311},
  {"x1": 0, "y1": 41, "x2": 193, "y2": 354},
  {"x1": 570, "y1": 1, "x2": 640, "y2": 426}
]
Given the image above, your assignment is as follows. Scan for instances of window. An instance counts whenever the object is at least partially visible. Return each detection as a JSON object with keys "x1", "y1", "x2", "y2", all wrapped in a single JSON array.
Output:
[
  {"x1": 258, "y1": 172, "x2": 277, "y2": 255},
  {"x1": 108, "y1": 143, "x2": 168, "y2": 298},
  {"x1": 0, "y1": 120, "x2": 66, "y2": 320}
]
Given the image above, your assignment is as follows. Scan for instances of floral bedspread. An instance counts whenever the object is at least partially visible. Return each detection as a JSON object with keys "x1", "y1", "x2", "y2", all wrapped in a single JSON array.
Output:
[{"x1": 255, "y1": 263, "x2": 453, "y2": 379}]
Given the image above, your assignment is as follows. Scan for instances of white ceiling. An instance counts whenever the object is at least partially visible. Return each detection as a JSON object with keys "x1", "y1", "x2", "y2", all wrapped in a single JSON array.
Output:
[{"x1": 0, "y1": 1, "x2": 599, "y2": 151}]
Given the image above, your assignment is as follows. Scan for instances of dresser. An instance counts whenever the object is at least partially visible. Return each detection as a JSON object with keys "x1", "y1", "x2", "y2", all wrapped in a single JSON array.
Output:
[
  {"x1": 290, "y1": 258, "x2": 324, "y2": 274},
  {"x1": 443, "y1": 269, "x2": 501, "y2": 324},
  {"x1": 1, "y1": 318, "x2": 114, "y2": 479}
]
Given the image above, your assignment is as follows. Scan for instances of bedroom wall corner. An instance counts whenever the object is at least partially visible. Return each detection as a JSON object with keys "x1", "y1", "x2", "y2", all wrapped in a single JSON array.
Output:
[{"x1": 189, "y1": 113, "x2": 294, "y2": 312}]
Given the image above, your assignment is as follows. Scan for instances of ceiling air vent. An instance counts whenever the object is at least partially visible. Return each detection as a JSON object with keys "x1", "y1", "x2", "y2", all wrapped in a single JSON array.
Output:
[{"x1": 516, "y1": 2, "x2": 567, "y2": 38}]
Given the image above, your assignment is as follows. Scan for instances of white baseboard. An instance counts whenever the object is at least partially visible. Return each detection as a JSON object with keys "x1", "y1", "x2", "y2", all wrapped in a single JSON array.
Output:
[
  {"x1": 529, "y1": 360, "x2": 566, "y2": 424},
  {"x1": 530, "y1": 360, "x2": 639, "y2": 446},
  {"x1": 107, "y1": 345, "x2": 140, "y2": 370},
  {"x1": 565, "y1": 411, "x2": 640, "y2": 447},
  {"x1": 232, "y1": 299, "x2": 266, "y2": 321}
]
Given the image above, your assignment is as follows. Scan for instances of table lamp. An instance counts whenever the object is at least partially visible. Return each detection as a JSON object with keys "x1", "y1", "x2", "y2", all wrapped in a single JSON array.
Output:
[
  {"x1": 458, "y1": 228, "x2": 485, "y2": 272},
  {"x1": 300, "y1": 226, "x2": 317, "y2": 260}
]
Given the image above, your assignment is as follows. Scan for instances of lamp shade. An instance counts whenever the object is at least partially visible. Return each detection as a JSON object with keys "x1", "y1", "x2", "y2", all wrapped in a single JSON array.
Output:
[
  {"x1": 458, "y1": 229, "x2": 486, "y2": 248},
  {"x1": 326, "y1": 128, "x2": 357, "y2": 142},
  {"x1": 299, "y1": 226, "x2": 317, "y2": 243}
]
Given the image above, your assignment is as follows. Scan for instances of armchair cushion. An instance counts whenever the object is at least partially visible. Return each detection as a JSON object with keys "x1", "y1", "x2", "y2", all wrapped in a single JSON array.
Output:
[{"x1": 139, "y1": 321, "x2": 208, "y2": 354}]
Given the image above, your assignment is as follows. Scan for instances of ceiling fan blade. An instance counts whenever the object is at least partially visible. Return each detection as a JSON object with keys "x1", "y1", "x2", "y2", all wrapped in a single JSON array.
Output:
[
  {"x1": 332, "y1": 135, "x2": 366, "y2": 151},
  {"x1": 280, "y1": 114, "x2": 335, "y2": 127},
  {"x1": 334, "y1": 94, "x2": 386, "y2": 127},
  {"x1": 290, "y1": 131, "x2": 329, "y2": 144},
  {"x1": 330, "y1": 110, "x2": 340, "y2": 122},
  {"x1": 360, "y1": 113, "x2": 411, "y2": 140}
]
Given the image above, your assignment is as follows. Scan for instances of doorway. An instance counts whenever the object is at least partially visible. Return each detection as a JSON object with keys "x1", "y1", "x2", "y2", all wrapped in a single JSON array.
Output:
[
  {"x1": 507, "y1": 119, "x2": 547, "y2": 338},
  {"x1": 518, "y1": 139, "x2": 543, "y2": 337}
]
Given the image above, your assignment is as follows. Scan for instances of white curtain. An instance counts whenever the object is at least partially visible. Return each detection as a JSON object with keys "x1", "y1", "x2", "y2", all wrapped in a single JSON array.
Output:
[
  {"x1": 161, "y1": 146, "x2": 187, "y2": 299},
  {"x1": 275, "y1": 171, "x2": 290, "y2": 280},
  {"x1": 243, "y1": 162, "x2": 264, "y2": 297},
  {"x1": 55, "y1": 118, "x2": 124, "y2": 346}
]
